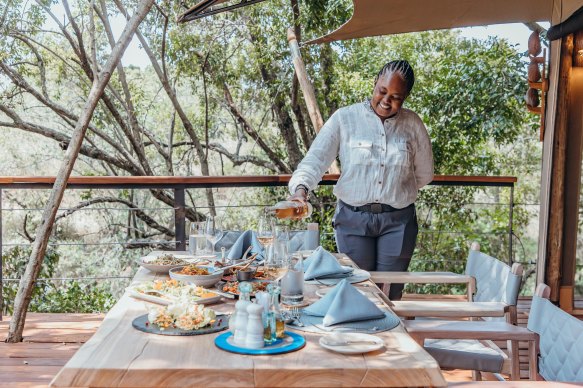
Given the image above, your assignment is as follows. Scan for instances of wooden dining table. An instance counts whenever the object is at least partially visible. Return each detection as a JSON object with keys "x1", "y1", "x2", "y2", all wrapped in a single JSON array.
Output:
[{"x1": 50, "y1": 253, "x2": 447, "y2": 388}]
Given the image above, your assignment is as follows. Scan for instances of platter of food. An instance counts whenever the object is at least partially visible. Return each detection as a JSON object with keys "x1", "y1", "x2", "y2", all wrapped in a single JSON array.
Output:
[
  {"x1": 217, "y1": 279, "x2": 271, "y2": 298},
  {"x1": 169, "y1": 265, "x2": 224, "y2": 287},
  {"x1": 136, "y1": 252, "x2": 216, "y2": 274},
  {"x1": 133, "y1": 303, "x2": 228, "y2": 336},
  {"x1": 127, "y1": 279, "x2": 222, "y2": 305}
]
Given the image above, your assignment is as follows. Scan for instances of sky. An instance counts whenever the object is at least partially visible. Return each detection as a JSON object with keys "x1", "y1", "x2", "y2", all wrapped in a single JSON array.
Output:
[{"x1": 117, "y1": 22, "x2": 549, "y2": 68}]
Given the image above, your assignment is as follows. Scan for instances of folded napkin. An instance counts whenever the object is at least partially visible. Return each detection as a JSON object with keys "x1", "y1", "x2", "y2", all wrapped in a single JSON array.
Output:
[
  {"x1": 227, "y1": 230, "x2": 264, "y2": 261},
  {"x1": 302, "y1": 246, "x2": 353, "y2": 280},
  {"x1": 303, "y1": 279, "x2": 385, "y2": 326}
]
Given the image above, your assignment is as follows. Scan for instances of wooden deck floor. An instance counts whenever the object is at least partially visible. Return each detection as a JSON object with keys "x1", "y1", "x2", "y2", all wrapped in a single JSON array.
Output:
[
  {"x1": 0, "y1": 296, "x2": 579, "y2": 387},
  {"x1": 0, "y1": 313, "x2": 104, "y2": 388}
]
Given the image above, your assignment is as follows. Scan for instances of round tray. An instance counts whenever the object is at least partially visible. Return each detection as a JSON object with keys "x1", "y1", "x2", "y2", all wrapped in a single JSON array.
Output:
[
  {"x1": 214, "y1": 331, "x2": 305, "y2": 355},
  {"x1": 132, "y1": 314, "x2": 229, "y2": 336}
]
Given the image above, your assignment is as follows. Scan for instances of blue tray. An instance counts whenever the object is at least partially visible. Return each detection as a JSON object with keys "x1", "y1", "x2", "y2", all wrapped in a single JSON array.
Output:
[{"x1": 214, "y1": 331, "x2": 305, "y2": 355}]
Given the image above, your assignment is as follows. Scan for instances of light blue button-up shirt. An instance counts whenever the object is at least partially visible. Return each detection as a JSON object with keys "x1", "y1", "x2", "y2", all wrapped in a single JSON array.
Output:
[{"x1": 289, "y1": 101, "x2": 434, "y2": 208}]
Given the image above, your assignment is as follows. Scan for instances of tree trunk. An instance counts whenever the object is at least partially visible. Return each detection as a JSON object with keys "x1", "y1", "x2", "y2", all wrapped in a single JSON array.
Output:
[{"x1": 6, "y1": 0, "x2": 155, "y2": 343}]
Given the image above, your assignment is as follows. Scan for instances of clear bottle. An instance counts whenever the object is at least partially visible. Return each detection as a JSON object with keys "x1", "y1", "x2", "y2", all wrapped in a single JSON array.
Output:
[
  {"x1": 266, "y1": 200, "x2": 313, "y2": 220},
  {"x1": 267, "y1": 283, "x2": 285, "y2": 339},
  {"x1": 281, "y1": 253, "x2": 304, "y2": 305}
]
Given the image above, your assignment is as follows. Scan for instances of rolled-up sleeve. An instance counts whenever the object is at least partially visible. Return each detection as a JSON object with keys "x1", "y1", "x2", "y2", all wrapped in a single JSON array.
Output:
[
  {"x1": 289, "y1": 112, "x2": 341, "y2": 194},
  {"x1": 414, "y1": 123, "x2": 434, "y2": 189}
]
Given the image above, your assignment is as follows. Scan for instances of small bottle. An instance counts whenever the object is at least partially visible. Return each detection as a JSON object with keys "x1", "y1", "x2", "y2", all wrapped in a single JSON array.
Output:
[
  {"x1": 266, "y1": 200, "x2": 313, "y2": 220},
  {"x1": 245, "y1": 303, "x2": 265, "y2": 349},
  {"x1": 233, "y1": 282, "x2": 252, "y2": 346},
  {"x1": 267, "y1": 283, "x2": 285, "y2": 339}
]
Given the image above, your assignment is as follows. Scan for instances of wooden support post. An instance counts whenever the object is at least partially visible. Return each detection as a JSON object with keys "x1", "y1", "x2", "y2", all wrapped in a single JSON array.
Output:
[
  {"x1": 0, "y1": 188, "x2": 3, "y2": 322},
  {"x1": 6, "y1": 0, "x2": 155, "y2": 343},
  {"x1": 545, "y1": 34, "x2": 572, "y2": 302},
  {"x1": 174, "y1": 188, "x2": 186, "y2": 251},
  {"x1": 287, "y1": 28, "x2": 340, "y2": 174}
]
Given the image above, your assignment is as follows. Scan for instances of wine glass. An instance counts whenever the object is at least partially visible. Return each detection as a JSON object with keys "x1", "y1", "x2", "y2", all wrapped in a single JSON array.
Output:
[
  {"x1": 257, "y1": 214, "x2": 275, "y2": 277},
  {"x1": 205, "y1": 216, "x2": 224, "y2": 256}
]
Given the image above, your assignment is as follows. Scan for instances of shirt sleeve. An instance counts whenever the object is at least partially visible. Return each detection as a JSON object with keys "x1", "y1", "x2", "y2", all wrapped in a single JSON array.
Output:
[
  {"x1": 289, "y1": 111, "x2": 341, "y2": 194},
  {"x1": 414, "y1": 119, "x2": 434, "y2": 189}
]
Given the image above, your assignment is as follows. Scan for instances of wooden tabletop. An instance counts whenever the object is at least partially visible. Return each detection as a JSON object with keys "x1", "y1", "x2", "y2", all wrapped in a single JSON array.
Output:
[{"x1": 50, "y1": 255, "x2": 446, "y2": 388}]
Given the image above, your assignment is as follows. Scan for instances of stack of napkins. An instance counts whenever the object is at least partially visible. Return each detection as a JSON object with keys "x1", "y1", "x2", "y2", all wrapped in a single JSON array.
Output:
[
  {"x1": 303, "y1": 279, "x2": 385, "y2": 326},
  {"x1": 227, "y1": 230, "x2": 264, "y2": 261},
  {"x1": 302, "y1": 246, "x2": 353, "y2": 280}
]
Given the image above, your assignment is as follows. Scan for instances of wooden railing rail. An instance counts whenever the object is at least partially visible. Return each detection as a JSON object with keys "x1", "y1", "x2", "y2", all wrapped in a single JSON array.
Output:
[{"x1": 0, "y1": 174, "x2": 517, "y2": 188}]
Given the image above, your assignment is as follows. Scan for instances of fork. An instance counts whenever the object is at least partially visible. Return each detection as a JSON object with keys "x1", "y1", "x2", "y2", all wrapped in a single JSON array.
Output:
[{"x1": 290, "y1": 307, "x2": 305, "y2": 327}]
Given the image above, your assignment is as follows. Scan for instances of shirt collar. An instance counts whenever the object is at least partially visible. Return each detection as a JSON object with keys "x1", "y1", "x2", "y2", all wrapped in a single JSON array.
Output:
[{"x1": 363, "y1": 98, "x2": 401, "y2": 122}]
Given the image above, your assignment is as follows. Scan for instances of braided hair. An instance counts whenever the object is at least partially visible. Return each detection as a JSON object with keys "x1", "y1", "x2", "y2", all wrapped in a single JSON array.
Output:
[{"x1": 374, "y1": 60, "x2": 415, "y2": 95}]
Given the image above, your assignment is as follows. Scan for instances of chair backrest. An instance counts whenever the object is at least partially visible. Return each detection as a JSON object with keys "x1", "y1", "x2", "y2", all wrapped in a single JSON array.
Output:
[
  {"x1": 465, "y1": 250, "x2": 522, "y2": 305},
  {"x1": 527, "y1": 284, "x2": 583, "y2": 382}
]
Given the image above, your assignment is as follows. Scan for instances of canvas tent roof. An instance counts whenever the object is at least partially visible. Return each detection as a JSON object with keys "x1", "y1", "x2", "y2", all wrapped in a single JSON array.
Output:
[{"x1": 306, "y1": 0, "x2": 555, "y2": 44}]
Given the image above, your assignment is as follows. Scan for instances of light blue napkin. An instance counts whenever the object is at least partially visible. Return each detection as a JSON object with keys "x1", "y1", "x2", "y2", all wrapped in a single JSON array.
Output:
[
  {"x1": 302, "y1": 246, "x2": 353, "y2": 280},
  {"x1": 303, "y1": 279, "x2": 385, "y2": 326},
  {"x1": 227, "y1": 230, "x2": 264, "y2": 261}
]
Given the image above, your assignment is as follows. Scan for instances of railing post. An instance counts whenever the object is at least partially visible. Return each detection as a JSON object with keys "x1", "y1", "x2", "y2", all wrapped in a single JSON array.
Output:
[
  {"x1": 509, "y1": 184, "x2": 514, "y2": 265},
  {"x1": 0, "y1": 188, "x2": 3, "y2": 321},
  {"x1": 174, "y1": 188, "x2": 186, "y2": 251}
]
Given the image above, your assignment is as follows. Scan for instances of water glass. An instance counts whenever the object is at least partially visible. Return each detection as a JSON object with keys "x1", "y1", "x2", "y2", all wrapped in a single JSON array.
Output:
[
  {"x1": 188, "y1": 221, "x2": 207, "y2": 254},
  {"x1": 281, "y1": 253, "x2": 304, "y2": 305}
]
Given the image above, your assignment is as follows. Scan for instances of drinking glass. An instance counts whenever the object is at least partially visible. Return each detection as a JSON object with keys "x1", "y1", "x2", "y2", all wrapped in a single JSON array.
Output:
[
  {"x1": 258, "y1": 215, "x2": 276, "y2": 278},
  {"x1": 188, "y1": 221, "x2": 207, "y2": 255},
  {"x1": 205, "y1": 216, "x2": 224, "y2": 255},
  {"x1": 281, "y1": 253, "x2": 304, "y2": 305}
]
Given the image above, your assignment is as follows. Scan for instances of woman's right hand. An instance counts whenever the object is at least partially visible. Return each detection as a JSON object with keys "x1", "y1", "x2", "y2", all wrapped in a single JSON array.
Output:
[{"x1": 287, "y1": 187, "x2": 308, "y2": 203}]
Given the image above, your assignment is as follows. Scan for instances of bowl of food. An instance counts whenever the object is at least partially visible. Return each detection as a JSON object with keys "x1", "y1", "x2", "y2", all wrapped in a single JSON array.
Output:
[
  {"x1": 136, "y1": 254, "x2": 190, "y2": 273},
  {"x1": 235, "y1": 268, "x2": 256, "y2": 282},
  {"x1": 169, "y1": 265, "x2": 224, "y2": 287}
]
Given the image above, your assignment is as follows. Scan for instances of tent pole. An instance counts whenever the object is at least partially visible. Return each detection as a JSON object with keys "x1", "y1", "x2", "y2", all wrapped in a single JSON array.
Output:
[
  {"x1": 287, "y1": 28, "x2": 340, "y2": 174},
  {"x1": 6, "y1": 0, "x2": 155, "y2": 343}
]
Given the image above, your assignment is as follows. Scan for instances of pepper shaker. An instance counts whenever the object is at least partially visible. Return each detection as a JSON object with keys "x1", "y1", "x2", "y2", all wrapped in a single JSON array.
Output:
[
  {"x1": 233, "y1": 282, "x2": 252, "y2": 346},
  {"x1": 245, "y1": 303, "x2": 265, "y2": 349}
]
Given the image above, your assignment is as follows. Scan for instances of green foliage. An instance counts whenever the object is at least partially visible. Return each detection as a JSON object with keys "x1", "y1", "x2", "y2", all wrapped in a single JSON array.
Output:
[{"x1": 2, "y1": 246, "x2": 115, "y2": 314}]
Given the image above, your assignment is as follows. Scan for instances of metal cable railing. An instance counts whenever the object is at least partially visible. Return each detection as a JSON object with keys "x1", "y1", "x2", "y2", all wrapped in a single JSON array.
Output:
[{"x1": 0, "y1": 174, "x2": 518, "y2": 317}]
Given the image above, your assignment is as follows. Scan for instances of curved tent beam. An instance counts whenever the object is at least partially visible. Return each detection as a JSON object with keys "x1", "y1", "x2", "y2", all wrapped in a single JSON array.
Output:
[
  {"x1": 178, "y1": 0, "x2": 268, "y2": 22},
  {"x1": 306, "y1": 0, "x2": 553, "y2": 45}
]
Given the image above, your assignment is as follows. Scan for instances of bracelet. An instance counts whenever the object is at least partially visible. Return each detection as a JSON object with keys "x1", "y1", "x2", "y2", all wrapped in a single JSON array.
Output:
[{"x1": 295, "y1": 184, "x2": 309, "y2": 196}]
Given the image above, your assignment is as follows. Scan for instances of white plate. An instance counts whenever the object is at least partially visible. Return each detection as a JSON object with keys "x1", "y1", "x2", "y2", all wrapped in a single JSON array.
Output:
[
  {"x1": 306, "y1": 269, "x2": 371, "y2": 285},
  {"x1": 294, "y1": 250, "x2": 314, "y2": 258},
  {"x1": 126, "y1": 286, "x2": 222, "y2": 305},
  {"x1": 319, "y1": 333, "x2": 384, "y2": 354},
  {"x1": 315, "y1": 288, "x2": 367, "y2": 298}
]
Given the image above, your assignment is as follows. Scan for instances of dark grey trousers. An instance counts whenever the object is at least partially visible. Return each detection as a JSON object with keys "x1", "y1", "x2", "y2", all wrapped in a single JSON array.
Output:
[{"x1": 333, "y1": 200, "x2": 418, "y2": 300}]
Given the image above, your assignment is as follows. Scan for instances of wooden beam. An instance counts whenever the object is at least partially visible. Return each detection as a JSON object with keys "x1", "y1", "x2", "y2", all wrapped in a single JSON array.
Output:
[
  {"x1": 545, "y1": 34, "x2": 573, "y2": 302},
  {"x1": 6, "y1": 0, "x2": 155, "y2": 343},
  {"x1": 287, "y1": 28, "x2": 340, "y2": 174},
  {"x1": 560, "y1": 29, "x2": 583, "y2": 311}
]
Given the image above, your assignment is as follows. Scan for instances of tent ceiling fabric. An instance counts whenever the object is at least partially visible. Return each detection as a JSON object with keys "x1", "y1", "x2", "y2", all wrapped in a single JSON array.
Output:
[{"x1": 306, "y1": 0, "x2": 554, "y2": 44}]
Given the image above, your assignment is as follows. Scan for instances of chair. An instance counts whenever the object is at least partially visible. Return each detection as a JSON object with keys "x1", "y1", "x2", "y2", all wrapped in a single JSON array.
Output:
[
  {"x1": 405, "y1": 284, "x2": 583, "y2": 382},
  {"x1": 374, "y1": 243, "x2": 523, "y2": 323},
  {"x1": 373, "y1": 244, "x2": 523, "y2": 380}
]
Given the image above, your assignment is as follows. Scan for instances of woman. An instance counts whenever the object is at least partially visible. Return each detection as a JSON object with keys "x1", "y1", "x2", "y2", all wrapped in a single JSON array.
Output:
[{"x1": 288, "y1": 60, "x2": 433, "y2": 300}]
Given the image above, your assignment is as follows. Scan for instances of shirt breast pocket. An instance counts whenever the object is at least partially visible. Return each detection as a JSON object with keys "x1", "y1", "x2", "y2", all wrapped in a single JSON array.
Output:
[
  {"x1": 386, "y1": 141, "x2": 411, "y2": 166},
  {"x1": 349, "y1": 140, "x2": 373, "y2": 165}
]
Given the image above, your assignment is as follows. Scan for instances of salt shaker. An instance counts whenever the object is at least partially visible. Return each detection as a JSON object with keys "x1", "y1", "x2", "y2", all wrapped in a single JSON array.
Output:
[
  {"x1": 245, "y1": 303, "x2": 265, "y2": 349},
  {"x1": 233, "y1": 282, "x2": 252, "y2": 346}
]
